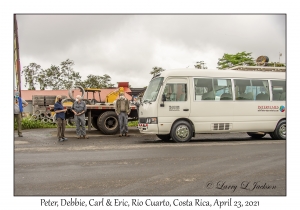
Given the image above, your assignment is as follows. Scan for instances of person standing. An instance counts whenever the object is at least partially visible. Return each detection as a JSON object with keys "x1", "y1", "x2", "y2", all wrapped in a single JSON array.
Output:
[
  {"x1": 14, "y1": 91, "x2": 28, "y2": 137},
  {"x1": 133, "y1": 96, "x2": 140, "y2": 118},
  {"x1": 115, "y1": 92, "x2": 131, "y2": 137},
  {"x1": 71, "y1": 95, "x2": 88, "y2": 139},
  {"x1": 54, "y1": 95, "x2": 68, "y2": 142}
]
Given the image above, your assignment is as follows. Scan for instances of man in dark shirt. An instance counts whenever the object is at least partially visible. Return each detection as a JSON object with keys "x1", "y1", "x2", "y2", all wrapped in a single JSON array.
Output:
[
  {"x1": 71, "y1": 95, "x2": 88, "y2": 139},
  {"x1": 54, "y1": 95, "x2": 68, "y2": 142}
]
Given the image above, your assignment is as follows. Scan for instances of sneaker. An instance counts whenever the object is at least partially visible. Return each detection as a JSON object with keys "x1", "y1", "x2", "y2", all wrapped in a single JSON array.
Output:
[
  {"x1": 18, "y1": 134, "x2": 23, "y2": 137},
  {"x1": 58, "y1": 138, "x2": 64, "y2": 142},
  {"x1": 62, "y1": 137, "x2": 68, "y2": 141}
]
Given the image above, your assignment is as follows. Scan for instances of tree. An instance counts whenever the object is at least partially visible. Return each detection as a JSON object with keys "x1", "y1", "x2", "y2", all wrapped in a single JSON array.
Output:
[
  {"x1": 60, "y1": 59, "x2": 81, "y2": 89},
  {"x1": 76, "y1": 74, "x2": 114, "y2": 89},
  {"x1": 217, "y1": 51, "x2": 255, "y2": 70},
  {"x1": 22, "y1": 63, "x2": 42, "y2": 90},
  {"x1": 22, "y1": 59, "x2": 82, "y2": 90},
  {"x1": 194, "y1": 61, "x2": 207, "y2": 69},
  {"x1": 150, "y1": 66, "x2": 165, "y2": 77},
  {"x1": 43, "y1": 65, "x2": 63, "y2": 90}
]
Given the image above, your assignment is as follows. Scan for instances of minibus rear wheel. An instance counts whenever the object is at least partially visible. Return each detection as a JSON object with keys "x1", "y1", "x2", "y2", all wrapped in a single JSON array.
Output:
[
  {"x1": 171, "y1": 121, "x2": 193, "y2": 143},
  {"x1": 246, "y1": 132, "x2": 266, "y2": 139},
  {"x1": 156, "y1": 134, "x2": 171, "y2": 141}
]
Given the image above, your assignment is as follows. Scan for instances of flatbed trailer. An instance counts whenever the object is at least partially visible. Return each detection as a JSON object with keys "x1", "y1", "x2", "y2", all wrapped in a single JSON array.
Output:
[{"x1": 49, "y1": 103, "x2": 138, "y2": 135}]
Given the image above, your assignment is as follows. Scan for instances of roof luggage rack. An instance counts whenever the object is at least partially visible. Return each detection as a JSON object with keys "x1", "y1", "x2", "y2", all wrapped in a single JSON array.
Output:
[{"x1": 229, "y1": 66, "x2": 286, "y2": 72}]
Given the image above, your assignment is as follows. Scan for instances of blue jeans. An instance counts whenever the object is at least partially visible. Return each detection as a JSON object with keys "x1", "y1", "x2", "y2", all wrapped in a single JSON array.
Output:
[{"x1": 118, "y1": 112, "x2": 128, "y2": 134}]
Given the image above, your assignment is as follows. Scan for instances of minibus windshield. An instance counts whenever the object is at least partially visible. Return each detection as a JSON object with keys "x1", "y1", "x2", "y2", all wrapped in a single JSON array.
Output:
[{"x1": 142, "y1": 77, "x2": 164, "y2": 102}]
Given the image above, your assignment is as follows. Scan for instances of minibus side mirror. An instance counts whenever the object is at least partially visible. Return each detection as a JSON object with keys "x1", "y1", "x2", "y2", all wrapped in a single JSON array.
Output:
[{"x1": 160, "y1": 94, "x2": 166, "y2": 107}]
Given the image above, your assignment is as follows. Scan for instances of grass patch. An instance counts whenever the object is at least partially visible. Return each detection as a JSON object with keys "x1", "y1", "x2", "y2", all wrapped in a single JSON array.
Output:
[
  {"x1": 128, "y1": 120, "x2": 138, "y2": 127},
  {"x1": 15, "y1": 117, "x2": 138, "y2": 130},
  {"x1": 14, "y1": 117, "x2": 56, "y2": 130}
]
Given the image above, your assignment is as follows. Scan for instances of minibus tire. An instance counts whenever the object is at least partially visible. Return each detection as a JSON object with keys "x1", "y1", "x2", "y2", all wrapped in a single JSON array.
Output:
[
  {"x1": 156, "y1": 134, "x2": 171, "y2": 141},
  {"x1": 273, "y1": 120, "x2": 286, "y2": 140},
  {"x1": 171, "y1": 121, "x2": 192, "y2": 143},
  {"x1": 246, "y1": 132, "x2": 266, "y2": 139}
]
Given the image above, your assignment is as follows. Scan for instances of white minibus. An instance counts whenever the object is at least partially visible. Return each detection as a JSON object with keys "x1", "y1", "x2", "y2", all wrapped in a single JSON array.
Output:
[{"x1": 138, "y1": 67, "x2": 286, "y2": 142}]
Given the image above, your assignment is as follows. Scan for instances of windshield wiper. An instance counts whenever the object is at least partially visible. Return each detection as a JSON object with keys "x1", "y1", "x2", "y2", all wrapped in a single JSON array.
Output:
[{"x1": 143, "y1": 99, "x2": 152, "y2": 104}]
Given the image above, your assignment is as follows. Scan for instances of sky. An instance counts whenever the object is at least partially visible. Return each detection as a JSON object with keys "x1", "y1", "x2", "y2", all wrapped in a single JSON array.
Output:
[{"x1": 16, "y1": 14, "x2": 286, "y2": 90}]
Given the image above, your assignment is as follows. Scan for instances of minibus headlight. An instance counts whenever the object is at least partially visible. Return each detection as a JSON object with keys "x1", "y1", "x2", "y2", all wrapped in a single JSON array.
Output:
[{"x1": 146, "y1": 117, "x2": 158, "y2": 124}]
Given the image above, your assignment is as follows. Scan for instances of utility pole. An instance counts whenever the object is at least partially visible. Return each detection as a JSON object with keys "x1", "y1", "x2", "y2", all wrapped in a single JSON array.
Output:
[
  {"x1": 279, "y1": 52, "x2": 282, "y2": 64},
  {"x1": 14, "y1": 14, "x2": 22, "y2": 97}
]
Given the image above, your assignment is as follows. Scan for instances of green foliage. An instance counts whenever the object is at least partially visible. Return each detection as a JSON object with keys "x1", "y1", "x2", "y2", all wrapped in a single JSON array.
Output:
[
  {"x1": 60, "y1": 59, "x2": 81, "y2": 90},
  {"x1": 217, "y1": 51, "x2": 256, "y2": 70},
  {"x1": 128, "y1": 120, "x2": 138, "y2": 127},
  {"x1": 76, "y1": 74, "x2": 114, "y2": 89},
  {"x1": 22, "y1": 63, "x2": 41, "y2": 90},
  {"x1": 22, "y1": 59, "x2": 117, "y2": 90},
  {"x1": 42, "y1": 65, "x2": 61, "y2": 90},
  {"x1": 15, "y1": 117, "x2": 138, "y2": 130},
  {"x1": 194, "y1": 61, "x2": 207, "y2": 69},
  {"x1": 14, "y1": 117, "x2": 57, "y2": 130},
  {"x1": 150, "y1": 66, "x2": 165, "y2": 77}
]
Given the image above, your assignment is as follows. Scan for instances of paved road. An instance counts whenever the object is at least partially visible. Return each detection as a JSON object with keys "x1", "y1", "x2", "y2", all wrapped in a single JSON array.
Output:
[{"x1": 14, "y1": 128, "x2": 286, "y2": 196}]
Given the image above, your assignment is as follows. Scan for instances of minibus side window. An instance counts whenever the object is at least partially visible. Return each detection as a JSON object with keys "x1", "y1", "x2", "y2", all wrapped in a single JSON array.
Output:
[
  {"x1": 234, "y1": 79, "x2": 253, "y2": 100},
  {"x1": 234, "y1": 79, "x2": 271, "y2": 101},
  {"x1": 271, "y1": 80, "x2": 286, "y2": 101},
  {"x1": 163, "y1": 83, "x2": 187, "y2": 101},
  {"x1": 194, "y1": 78, "x2": 232, "y2": 101},
  {"x1": 252, "y1": 80, "x2": 270, "y2": 100}
]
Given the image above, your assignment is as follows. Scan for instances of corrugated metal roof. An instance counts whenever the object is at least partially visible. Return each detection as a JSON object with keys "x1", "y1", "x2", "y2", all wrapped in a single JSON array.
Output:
[{"x1": 21, "y1": 87, "x2": 133, "y2": 102}]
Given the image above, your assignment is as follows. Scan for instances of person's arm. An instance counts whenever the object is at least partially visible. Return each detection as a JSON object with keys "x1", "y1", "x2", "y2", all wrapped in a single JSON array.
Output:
[
  {"x1": 79, "y1": 103, "x2": 86, "y2": 115},
  {"x1": 115, "y1": 100, "x2": 120, "y2": 115},
  {"x1": 54, "y1": 103, "x2": 66, "y2": 113},
  {"x1": 127, "y1": 99, "x2": 131, "y2": 115},
  {"x1": 22, "y1": 98, "x2": 28, "y2": 107},
  {"x1": 71, "y1": 103, "x2": 78, "y2": 115}
]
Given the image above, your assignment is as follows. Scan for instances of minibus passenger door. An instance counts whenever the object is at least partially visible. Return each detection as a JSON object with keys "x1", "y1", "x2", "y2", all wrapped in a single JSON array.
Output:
[{"x1": 157, "y1": 78, "x2": 190, "y2": 133}]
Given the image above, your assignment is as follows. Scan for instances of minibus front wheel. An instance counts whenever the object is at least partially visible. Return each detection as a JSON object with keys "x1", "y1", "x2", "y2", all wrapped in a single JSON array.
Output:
[{"x1": 171, "y1": 120, "x2": 193, "y2": 143}]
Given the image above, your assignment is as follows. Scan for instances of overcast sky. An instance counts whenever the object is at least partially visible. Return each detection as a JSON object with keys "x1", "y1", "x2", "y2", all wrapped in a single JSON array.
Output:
[{"x1": 16, "y1": 14, "x2": 286, "y2": 90}]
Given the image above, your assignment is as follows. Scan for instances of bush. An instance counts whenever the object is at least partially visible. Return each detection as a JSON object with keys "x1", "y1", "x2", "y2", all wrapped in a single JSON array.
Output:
[
  {"x1": 15, "y1": 117, "x2": 138, "y2": 130},
  {"x1": 14, "y1": 116, "x2": 57, "y2": 130},
  {"x1": 128, "y1": 120, "x2": 138, "y2": 127}
]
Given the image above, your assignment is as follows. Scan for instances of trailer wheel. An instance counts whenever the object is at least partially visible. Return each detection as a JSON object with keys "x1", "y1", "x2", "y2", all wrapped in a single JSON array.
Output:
[
  {"x1": 171, "y1": 120, "x2": 192, "y2": 143},
  {"x1": 246, "y1": 132, "x2": 266, "y2": 139},
  {"x1": 156, "y1": 134, "x2": 171, "y2": 141},
  {"x1": 271, "y1": 120, "x2": 286, "y2": 140},
  {"x1": 97, "y1": 111, "x2": 119, "y2": 135},
  {"x1": 92, "y1": 116, "x2": 100, "y2": 130}
]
